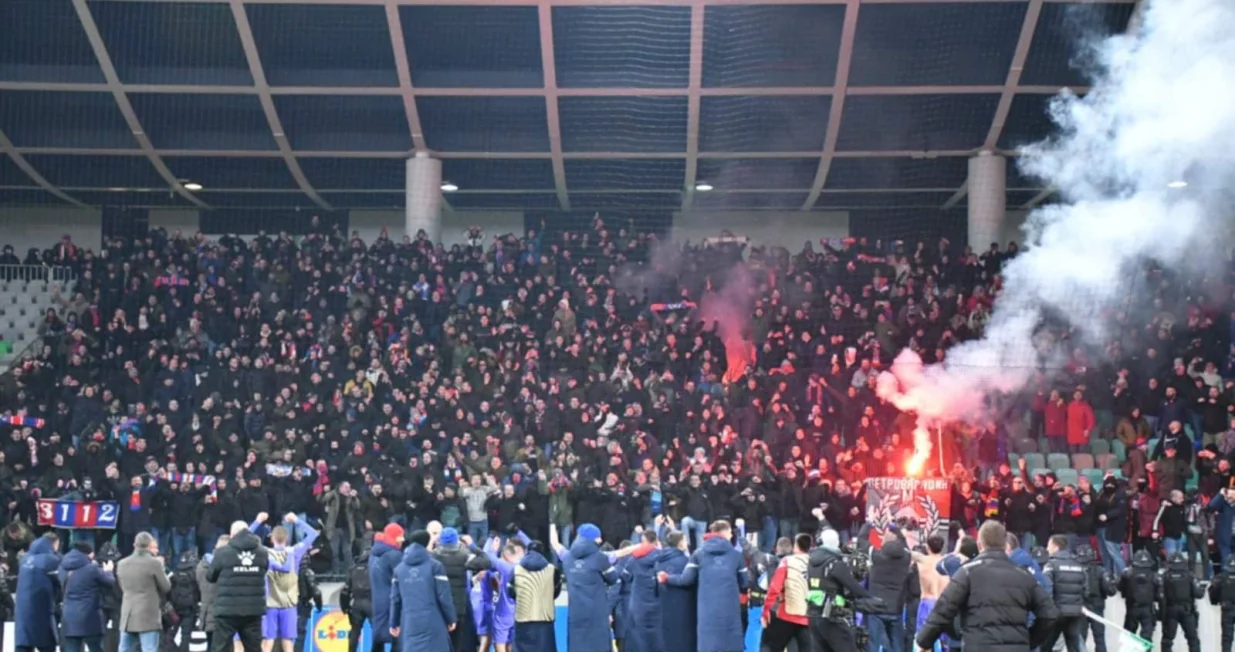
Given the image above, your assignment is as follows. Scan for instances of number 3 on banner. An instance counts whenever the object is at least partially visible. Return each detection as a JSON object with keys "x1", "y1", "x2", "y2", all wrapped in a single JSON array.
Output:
[{"x1": 37, "y1": 500, "x2": 53, "y2": 524}]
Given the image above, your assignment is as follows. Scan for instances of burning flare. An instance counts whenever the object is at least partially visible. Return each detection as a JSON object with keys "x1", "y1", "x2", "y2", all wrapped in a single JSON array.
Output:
[{"x1": 905, "y1": 427, "x2": 932, "y2": 477}]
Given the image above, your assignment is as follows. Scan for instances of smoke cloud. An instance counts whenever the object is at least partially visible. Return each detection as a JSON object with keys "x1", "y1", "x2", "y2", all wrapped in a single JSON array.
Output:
[{"x1": 879, "y1": 0, "x2": 1235, "y2": 435}]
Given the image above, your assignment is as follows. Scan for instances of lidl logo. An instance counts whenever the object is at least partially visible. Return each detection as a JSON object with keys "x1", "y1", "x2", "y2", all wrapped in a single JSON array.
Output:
[{"x1": 313, "y1": 611, "x2": 350, "y2": 652}]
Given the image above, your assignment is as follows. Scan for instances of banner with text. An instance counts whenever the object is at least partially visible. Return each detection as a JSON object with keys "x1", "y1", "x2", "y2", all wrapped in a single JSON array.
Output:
[
  {"x1": 37, "y1": 499, "x2": 119, "y2": 529},
  {"x1": 864, "y1": 477, "x2": 951, "y2": 549}
]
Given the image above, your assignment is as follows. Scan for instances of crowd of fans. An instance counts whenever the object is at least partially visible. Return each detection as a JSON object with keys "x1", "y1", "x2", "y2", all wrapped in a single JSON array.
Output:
[{"x1": 0, "y1": 216, "x2": 1232, "y2": 601}]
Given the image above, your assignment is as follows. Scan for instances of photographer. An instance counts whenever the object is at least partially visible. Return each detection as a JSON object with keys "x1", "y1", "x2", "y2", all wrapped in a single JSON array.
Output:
[
  {"x1": 806, "y1": 528, "x2": 882, "y2": 652},
  {"x1": 866, "y1": 526, "x2": 911, "y2": 652}
]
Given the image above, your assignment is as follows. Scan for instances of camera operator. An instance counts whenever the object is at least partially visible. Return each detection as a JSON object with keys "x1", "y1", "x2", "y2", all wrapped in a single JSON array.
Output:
[
  {"x1": 866, "y1": 526, "x2": 912, "y2": 652},
  {"x1": 806, "y1": 528, "x2": 884, "y2": 652}
]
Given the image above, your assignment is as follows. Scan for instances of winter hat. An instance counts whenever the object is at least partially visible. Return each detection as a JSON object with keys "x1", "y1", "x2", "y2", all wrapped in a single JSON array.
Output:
[
  {"x1": 578, "y1": 523, "x2": 602, "y2": 542},
  {"x1": 819, "y1": 529, "x2": 840, "y2": 550},
  {"x1": 439, "y1": 527, "x2": 460, "y2": 546},
  {"x1": 379, "y1": 523, "x2": 405, "y2": 546},
  {"x1": 408, "y1": 529, "x2": 431, "y2": 548}
]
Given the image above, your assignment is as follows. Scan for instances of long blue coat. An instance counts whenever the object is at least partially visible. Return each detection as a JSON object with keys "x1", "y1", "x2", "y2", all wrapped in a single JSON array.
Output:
[
  {"x1": 368, "y1": 539, "x2": 403, "y2": 644},
  {"x1": 389, "y1": 544, "x2": 456, "y2": 652},
  {"x1": 622, "y1": 549, "x2": 664, "y2": 652},
  {"x1": 59, "y1": 548, "x2": 116, "y2": 638},
  {"x1": 655, "y1": 548, "x2": 696, "y2": 652},
  {"x1": 610, "y1": 556, "x2": 630, "y2": 640},
  {"x1": 16, "y1": 537, "x2": 62, "y2": 648},
  {"x1": 666, "y1": 536, "x2": 749, "y2": 652},
  {"x1": 560, "y1": 538, "x2": 617, "y2": 652}
]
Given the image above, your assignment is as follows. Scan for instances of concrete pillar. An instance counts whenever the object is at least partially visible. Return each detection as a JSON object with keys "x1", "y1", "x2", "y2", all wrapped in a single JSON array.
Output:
[
  {"x1": 967, "y1": 151, "x2": 1007, "y2": 250},
  {"x1": 405, "y1": 152, "x2": 442, "y2": 243}
]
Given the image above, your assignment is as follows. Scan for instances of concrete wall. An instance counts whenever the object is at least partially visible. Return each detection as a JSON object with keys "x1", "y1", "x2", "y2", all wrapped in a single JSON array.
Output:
[
  {"x1": 671, "y1": 210, "x2": 850, "y2": 250},
  {"x1": 0, "y1": 207, "x2": 102, "y2": 253}
]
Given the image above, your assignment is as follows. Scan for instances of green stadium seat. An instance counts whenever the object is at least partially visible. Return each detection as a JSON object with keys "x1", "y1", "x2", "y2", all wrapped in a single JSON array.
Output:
[
  {"x1": 1032, "y1": 468, "x2": 1051, "y2": 480},
  {"x1": 0, "y1": 340, "x2": 9, "y2": 356},
  {"x1": 1024, "y1": 453, "x2": 1046, "y2": 471},
  {"x1": 1186, "y1": 469, "x2": 1200, "y2": 491},
  {"x1": 1054, "y1": 468, "x2": 1080, "y2": 487},
  {"x1": 1008, "y1": 453, "x2": 1020, "y2": 469},
  {"x1": 1185, "y1": 424, "x2": 1196, "y2": 440},
  {"x1": 1082, "y1": 468, "x2": 1105, "y2": 487},
  {"x1": 1047, "y1": 453, "x2": 1072, "y2": 469},
  {"x1": 1110, "y1": 439, "x2": 1127, "y2": 462},
  {"x1": 1108, "y1": 468, "x2": 1124, "y2": 480},
  {"x1": 1014, "y1": 438, "x2": 1039, "y2": 454},
  {"x1": 1096, "y1": 453, "x2": 1119, "y2": 470},
  {"x1": 1148, "y1": 438, "x2": 1159, "y2": 454},
  {"x1": 1090, "y1": 440, "x2": 1111, "y2": 457},
  {"x1": 1072, "y1": 453, "x2": 1095, "y2": 470}
]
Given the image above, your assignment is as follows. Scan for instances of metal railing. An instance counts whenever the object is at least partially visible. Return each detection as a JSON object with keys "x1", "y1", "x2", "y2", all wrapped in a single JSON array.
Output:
[{"x1": 0, "y1": 264, "x2": 78, "y2": 285}]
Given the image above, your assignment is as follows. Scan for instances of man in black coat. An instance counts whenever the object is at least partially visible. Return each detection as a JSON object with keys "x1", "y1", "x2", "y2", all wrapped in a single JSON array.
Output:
[
  {"x1": 206, "y1": 521, "x2": 270, "y2": 652},
  {"x1": 1042, "y1": 534, "x2": 1088, "y2": 652},
  {"x1": 865, "y1": 527, "x2": 911, "y2": 652},
  {"x1": 916, "y1": 521, "x2": 1057, "y2": 652}
]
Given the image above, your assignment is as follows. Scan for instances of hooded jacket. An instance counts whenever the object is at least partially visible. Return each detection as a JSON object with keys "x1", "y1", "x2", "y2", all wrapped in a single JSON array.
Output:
[
  {"x1": 621, "y1": 545, "x2": 664, "y2": 652},
  {"x1": 561, "y1": 537, "x2": 618, "y2": 652},
  {"x1": 665, "y1": 534, "x2": 749, "y2": 652},
  {"x1": 655, "y1": 547, "x2": 696, "y2": 652},
  {"x1": 389, "y1": 544, "x2": 456, "y2": 652},
  {"x1": 15, "y1": 537, "x2": 61, "y2": 648},
  {"x1": 59, "y1": 548, "x2": 116, "y2": 638},
  {"x1": 367, "y1": 537, "x2": 403, "y2": 642},
  {"x1": 206, "y1": 529, "x2": 269, "y2": 618},
  {"x1": 867, "y1": 537, "x2": 911, "y2": 613}
]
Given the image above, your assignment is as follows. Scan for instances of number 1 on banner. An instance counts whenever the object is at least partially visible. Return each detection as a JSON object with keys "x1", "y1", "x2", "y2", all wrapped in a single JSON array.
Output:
[
  {"x1": 78, "y1": 503, "x2": 94, "y2": 527},
  {"x1": 57, "y1": 502, "x2": 73, "y2": 527}
]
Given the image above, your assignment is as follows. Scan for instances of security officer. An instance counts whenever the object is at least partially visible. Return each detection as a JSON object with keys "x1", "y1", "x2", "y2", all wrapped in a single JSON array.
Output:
[
  {"x1": 294, "y1": 556, "x2": 322, "y2": 652},
  {"x1": 1118, "y1": 548, "x2": 1158, "y2": 640},
  {"x1": 1208, "y1": 555, "x2": 1235, "y2": 652},
  {"x1": 1159, "y1": 552, "x2": 1202, "y2": 652},
  {"x1": 1076, "y1": 545, "x2": 1117, "y2": 652},
  {"x1": 806, "y1": 528, "x2": 882, "y2": 652},
  {"x1": 1042, "y1": 535, "x2": 1088, "y2": 652}
]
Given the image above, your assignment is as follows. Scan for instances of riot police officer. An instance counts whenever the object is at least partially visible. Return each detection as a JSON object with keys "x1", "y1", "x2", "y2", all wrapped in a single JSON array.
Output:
[
  {"x1": 1118, "y1": 548, "x2": 1158, "y2": 640},
  {"x1": 806, "y1": 529, "x2": 882, "y2": 652},
  {"x1": 1159, "y1": 552, "x2": 1202, "y2": 652},
  {"x1": 1042, "y1": 535, "x2": 1088, "y2": 652},
  {"x1": 1076, "y1": 545, "x2": 1117, "y2": 652},
  {"x1": 1208, "y1": 555, "x2": 1235, "y2": 652}
]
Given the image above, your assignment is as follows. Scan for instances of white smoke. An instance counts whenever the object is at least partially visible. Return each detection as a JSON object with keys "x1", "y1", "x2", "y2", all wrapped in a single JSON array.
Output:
[{"x1": 880, "y1": 0, "x2": 1235, "y2": 433}]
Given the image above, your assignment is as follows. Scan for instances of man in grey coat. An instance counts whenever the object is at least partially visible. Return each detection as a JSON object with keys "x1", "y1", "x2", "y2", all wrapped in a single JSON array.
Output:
[{"x1": 116, "y1": 532, "x2": 171, "y2": 652}]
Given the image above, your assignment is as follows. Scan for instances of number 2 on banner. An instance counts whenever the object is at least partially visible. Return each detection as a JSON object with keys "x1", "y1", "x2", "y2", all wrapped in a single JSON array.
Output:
[{"x1": 97, "y1": 503, "x2": 117, "y2": 528}]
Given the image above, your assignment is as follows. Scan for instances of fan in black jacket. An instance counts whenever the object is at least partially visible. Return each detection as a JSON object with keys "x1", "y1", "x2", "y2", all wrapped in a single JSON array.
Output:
[{"x1": 206, "y1": 524, "x2": 270, "y2": 652}]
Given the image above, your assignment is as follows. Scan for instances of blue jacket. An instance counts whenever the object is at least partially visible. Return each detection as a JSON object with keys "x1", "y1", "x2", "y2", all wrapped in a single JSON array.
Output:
[
  {"x1": 389, "y1": 544, "x2": 456, "y2": 652},
  {"x1": 368, "y1": 539, "x2": 403, "y2": 642},
  {"x1": 561, "y1": 538, "x2": 618, "y2": 652},
  {"x1": 59, "y1": 549, "x2": 116, "y2": 638},
  {"x1": 1008, "y1": 547, "x2": 1050, "y2": 591},
  {"x1": 655, "y1": 548, "x2": 696, "y2": 652},
  {"x1": 666, "y1": 535, "x2": 749, "y2": 652},
  {"x1": 16, "y1": 537, "x2": 62, "y2": 648},
  {"x1": 611, "y1": 556, "x2": 631, "y2": 637},
  {"x1": 622, "y1": 548, "x2": 664, "y2": 652}
]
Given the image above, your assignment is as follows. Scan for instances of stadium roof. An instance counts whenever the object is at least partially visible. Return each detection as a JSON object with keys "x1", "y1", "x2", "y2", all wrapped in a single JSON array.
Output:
[{"x1": 0, "y1": 0, "x2": 1135, "y2": 214}]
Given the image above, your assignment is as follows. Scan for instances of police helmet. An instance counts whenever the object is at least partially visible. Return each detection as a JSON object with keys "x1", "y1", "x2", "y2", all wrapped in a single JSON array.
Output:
[
  {"x1": 1074, "y1": 545, "x2": 1095, "y2": 563},
  {"x1": 1029, "y1": 546, "x2": 1049, "y2": 566},
  {"x1": 1167, "y1": 552, "x2": 1188, "y2": 568},
  {"x1": 96, "y1": 541, "x2": 122, "y2": 563},
  {"x1": 1132, "y1": 548, "x2": 1154, "y2": 568},
  {"x1": 1224, "y1": 555, "x2": 1235, "y2": 574}
]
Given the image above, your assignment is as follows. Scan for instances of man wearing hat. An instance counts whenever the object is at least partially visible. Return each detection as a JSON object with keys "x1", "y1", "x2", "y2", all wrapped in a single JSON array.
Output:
[
  {"x1": 369, "y1": 524, "x2": 404, "y2": 652},
  {"x1": 553, "y1": 523, "x2": 617, "y2": 652},
  {"x1": 431, "y1": 528, "x2": 477, "y2": 652},
  {"x1": 389, "y1": 530, "x2": 455, "y2": 652}
]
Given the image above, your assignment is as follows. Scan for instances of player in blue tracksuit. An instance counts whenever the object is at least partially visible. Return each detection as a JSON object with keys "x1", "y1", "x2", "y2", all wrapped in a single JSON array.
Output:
[
  {"x1": 465, "y1": 532, "x2": 529, "y2": 652},
  {"x1": 388, "y1": 531, "x2": 456, "y2": 652},
  {"x1": 655, "y1": 531, "x2": 697, "y2": 652},
  {"x1": 622, "y1": 530, "x2": 665, "y2": 652},
  {"x1": 556, "y1": 523, "x2": 619, "y2": 652},
  {"x1": 660, "y1": 521, "x2": 749, "y2": 652}
]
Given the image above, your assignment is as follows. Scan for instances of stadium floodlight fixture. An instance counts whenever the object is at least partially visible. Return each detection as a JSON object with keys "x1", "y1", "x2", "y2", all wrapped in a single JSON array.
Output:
[
  {"x1": 440, "y1": 181, "x2": 459, "y2": 192},
  {"x1": 1167, "y1": 180, "x2": 1188, "y2": 189},
  {"x1": 182, "y1": 182, "x2": 204, "y2": 191},
  {"x1": 694, "y1": 181, "x2": 714, "y2": 192}
]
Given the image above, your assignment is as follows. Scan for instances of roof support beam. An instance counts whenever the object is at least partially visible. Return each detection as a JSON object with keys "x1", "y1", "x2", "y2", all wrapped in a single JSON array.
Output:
[
  {"x1": 383, "y1": 1, "x2": 427, "y2": 152},
  {"x1": 1023, "y1": 187, "x2": 1055, "y2": 209},
  {"x1": 0, "y1": 80, "x2": 1089, "y2": 98},
  {"x1": 802, "y1": 0, "x2": 859, "y2": 210},
  {"x1": 0, "y1": 130, "x2": 88, "y2": 208},
  {"x1": 941, "y1": 180, "x2": 968, "y2": 210},
  {"x1": 70, "y1": 0, "x2": 207, "y2": 209},
  {"x1": 228, "y1": 0, "x2": 330, "y2": 210},
  {"x1": 15, "y1": 147, "x2": 1018, "y2": 160},
  {"x1": 538, "y1": 3, "x2": 570, "y2": 211},
  {"x1": 680, "y1": 2, "x2": 706, "y2": 211},
  {"x1": 93, "y1": 0, "x2": 1138, "y2": 6},
  {"x1": 983, "y1": 0, "x2": 1044, "y2": 151}
]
